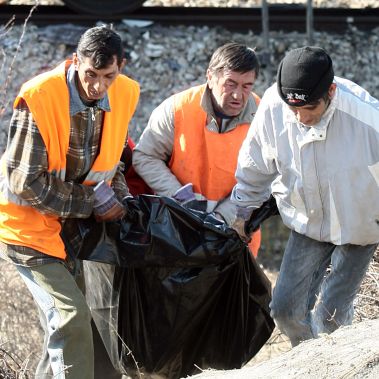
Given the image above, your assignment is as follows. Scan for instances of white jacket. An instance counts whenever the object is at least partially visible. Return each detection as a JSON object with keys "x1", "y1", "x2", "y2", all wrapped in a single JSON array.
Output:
[{"x1": 231, "y1": 77, "x2": 379, "y2": 245}]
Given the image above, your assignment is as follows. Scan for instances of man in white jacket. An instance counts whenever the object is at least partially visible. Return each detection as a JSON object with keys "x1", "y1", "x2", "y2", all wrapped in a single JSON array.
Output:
[{"x1": 231, "y1": 46, "x2": 379, "y2": 347}]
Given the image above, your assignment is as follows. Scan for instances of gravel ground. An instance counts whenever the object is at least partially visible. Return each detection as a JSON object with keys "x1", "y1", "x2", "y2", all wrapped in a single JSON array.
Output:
[
  {"x1": 1, "y1": 14, "x2": 379, "y2": 148},
  {"x1": 144, "y1": 0, "x2": 379, "y2": 8},
  {"x1": 5, "y1": 0, "x2": 379, "y2": 8}
]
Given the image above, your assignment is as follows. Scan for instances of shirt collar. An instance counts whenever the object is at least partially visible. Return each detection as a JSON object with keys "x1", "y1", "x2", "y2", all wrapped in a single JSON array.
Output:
[{"x1": 67, "y1": 64, "x2": 110, "y2": 116}]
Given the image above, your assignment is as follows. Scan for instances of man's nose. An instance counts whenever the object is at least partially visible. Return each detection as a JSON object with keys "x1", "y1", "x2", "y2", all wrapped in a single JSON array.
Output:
[
  {"x1": 296, "y1": 110, "x2": 310, "y2": 123},
  {"x1": 232, "y1": 87, "x2": 243, "y2": 99},
  {"x1": 94, "y1": 79, "x2": 106, "y2": 93}
]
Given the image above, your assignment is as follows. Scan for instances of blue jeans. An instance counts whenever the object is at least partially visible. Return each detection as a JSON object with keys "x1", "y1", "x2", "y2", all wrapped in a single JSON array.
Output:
[
  {"x1": 270, "y1": 230, "x2": 376, "y2": 347},
  {"x1": 16, "y1": 262, "x2": 93, "y2": 379}
]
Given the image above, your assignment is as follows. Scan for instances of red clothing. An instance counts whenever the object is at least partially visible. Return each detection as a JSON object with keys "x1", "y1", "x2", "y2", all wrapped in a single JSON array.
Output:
[{"x1": 123, "y1": 138, "x2": 153, "y2": 196}]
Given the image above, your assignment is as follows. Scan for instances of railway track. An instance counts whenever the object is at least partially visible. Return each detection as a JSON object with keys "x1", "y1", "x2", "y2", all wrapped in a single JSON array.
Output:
[{"x1": 0, "y1": 4, "x2": 378, "y2": 33}]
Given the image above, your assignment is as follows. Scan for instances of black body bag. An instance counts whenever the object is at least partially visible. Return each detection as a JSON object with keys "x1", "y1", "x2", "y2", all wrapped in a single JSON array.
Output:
[{"x1": 72, "y1": 195, "x2": 275, "y2": 379}]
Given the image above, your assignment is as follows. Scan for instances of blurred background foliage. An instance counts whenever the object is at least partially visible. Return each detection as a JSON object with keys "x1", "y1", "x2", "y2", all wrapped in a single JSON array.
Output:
[{"x1": 258, "y1": 216, "x2": 289, "y2": 270}]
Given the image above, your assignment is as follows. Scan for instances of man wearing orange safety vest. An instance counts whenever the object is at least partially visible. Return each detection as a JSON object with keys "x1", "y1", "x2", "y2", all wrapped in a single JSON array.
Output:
[
  {"x1": 0, "y1": 26, "x2": 139, "y2": 379},
  {"x1": 133, "y1": 42, "x2": 261, "y2": 257}
]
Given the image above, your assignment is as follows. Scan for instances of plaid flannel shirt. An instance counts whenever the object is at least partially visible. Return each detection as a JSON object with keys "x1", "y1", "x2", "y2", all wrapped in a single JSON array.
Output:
[{"x1": 0, "y1": 64, "x2": 129, "y2": 268}]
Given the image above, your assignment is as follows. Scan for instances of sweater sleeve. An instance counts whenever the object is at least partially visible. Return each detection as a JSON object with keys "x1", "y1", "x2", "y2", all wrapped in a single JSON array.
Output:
[
  {"x1": 5, "y1": 100, "x2": 95, "y2": 219},
  {"x1": 133, "y1": 96, "x2": 183, "y2": 196},
  {"x1": 231, "y1": 93, "x2": 279, "y2": 209}
]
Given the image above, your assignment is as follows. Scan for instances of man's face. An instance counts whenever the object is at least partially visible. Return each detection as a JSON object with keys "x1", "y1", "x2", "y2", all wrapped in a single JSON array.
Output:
[
  {"x1": 73, "y1": 54, "x2": 122, "y2": 102},
  {"x1": 287, "y1": 84, "x2": 337, "y2": 127},
  {"x1": 207, "y1": 68, "x2": 256, "y2": 117}
]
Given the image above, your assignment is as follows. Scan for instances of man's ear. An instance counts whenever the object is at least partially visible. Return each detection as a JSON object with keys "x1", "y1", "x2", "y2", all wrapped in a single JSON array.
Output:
[
  {"x1": 72, "y1": 53, "x2": 79, "y2": 70},
  {"x1": 119, "y1": 58, "x2": 127, "y2": 72},
  {"x1": 328, "y1": 83, "x2": 337, "y2": 98}
]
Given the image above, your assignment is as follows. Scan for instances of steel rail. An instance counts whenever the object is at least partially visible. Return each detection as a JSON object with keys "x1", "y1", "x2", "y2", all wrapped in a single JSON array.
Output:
[{"x1": 0, "y1": 5, "x2": 378, "y2": 33}]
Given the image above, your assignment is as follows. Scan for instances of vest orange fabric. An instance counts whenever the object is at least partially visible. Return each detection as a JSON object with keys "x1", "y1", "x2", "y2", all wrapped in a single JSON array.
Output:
[
  {"x1": 0, "y1": 60, "x2": 140, "y2": 259},
  {"x1": 169, "y1": 84, "x2": 261, "y2": 257}
]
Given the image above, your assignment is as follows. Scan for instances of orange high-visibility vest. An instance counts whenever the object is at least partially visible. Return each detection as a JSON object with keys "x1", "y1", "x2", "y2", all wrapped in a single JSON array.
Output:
[
  {"x1": 169, "y1": 84, "x2": 261, "y2": 257},
  {"x1": 0, "y1": 60, "x2": 140, "y2": 259}
]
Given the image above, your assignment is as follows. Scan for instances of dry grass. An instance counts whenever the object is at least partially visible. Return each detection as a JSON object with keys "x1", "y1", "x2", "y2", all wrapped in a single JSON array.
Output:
[
  {"x1": 0, "y1": 346, "x2": 30, "y2": 379},
  {"x1": 354, "y1": 249, "x2": 379, "y2": 322},
  {"x1": 0, "y1": 260, "x2": 41, "y2": 378}
]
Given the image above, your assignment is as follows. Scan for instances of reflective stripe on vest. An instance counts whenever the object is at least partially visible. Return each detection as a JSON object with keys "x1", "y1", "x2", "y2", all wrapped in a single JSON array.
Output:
[{"x1": 83, "y1": 166, "x2": 118, "y2": 186}]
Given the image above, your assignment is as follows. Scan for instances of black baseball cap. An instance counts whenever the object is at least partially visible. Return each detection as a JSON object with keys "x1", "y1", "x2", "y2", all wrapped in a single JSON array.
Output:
[{"x1": 277, "y1": 46, "x2": 334, "y2": 106}]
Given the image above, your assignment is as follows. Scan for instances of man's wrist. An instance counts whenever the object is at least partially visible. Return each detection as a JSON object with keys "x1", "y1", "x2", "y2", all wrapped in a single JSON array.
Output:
[{"x1": 236, "y1": 205, "x2": 255, "y2": 221}]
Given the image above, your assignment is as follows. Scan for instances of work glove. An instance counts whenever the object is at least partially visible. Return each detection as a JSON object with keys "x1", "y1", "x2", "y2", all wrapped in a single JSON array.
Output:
[
  {"x1": 245, "y1": 195, "x2": 279, "y2": 235},
  {"x1": 93, "y1": 180, "x2": 126, "y2": 222},
  {"x1": 173, "y1": 183, "x2": 196, "y2": 205},
  {"x1": 212, "y1": 211, "x2": 226, "y2": 222},
  {"x1": 230, "y1": 206, "x2": 254, "y2": 243},
  {"x1": 232, "y1": 196, "x2": 279, "y2": 242}
]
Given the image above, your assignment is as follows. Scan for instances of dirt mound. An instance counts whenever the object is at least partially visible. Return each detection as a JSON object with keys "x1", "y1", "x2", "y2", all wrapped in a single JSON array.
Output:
[{"x1": 190, "y1": 318, "x2": 379, "y2": 379}]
